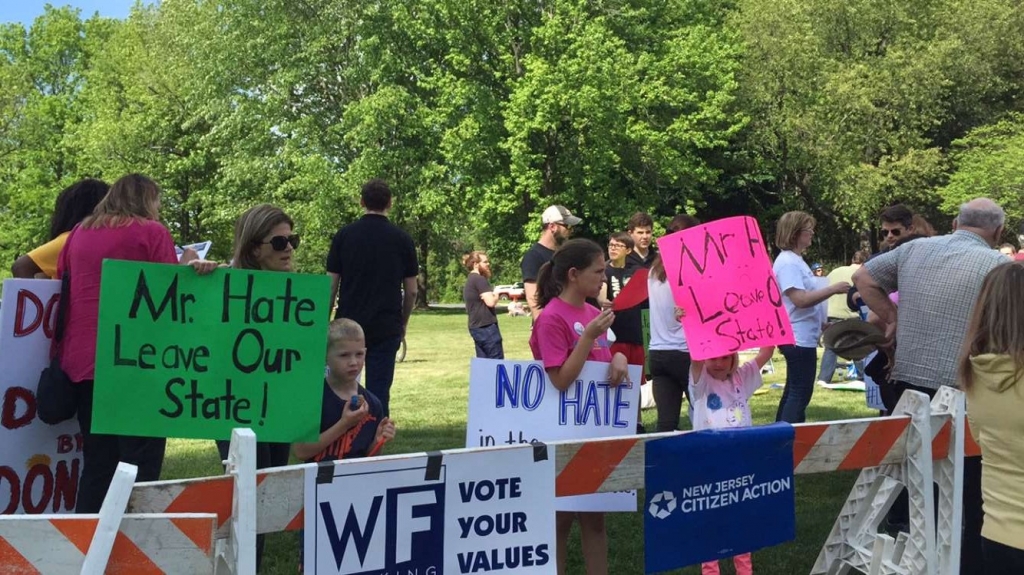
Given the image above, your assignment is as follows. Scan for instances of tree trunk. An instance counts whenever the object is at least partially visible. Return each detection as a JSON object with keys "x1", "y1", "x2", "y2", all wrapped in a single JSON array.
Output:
[{"x1": 417, "y1": 231, "x2": 429, "y2": 309}]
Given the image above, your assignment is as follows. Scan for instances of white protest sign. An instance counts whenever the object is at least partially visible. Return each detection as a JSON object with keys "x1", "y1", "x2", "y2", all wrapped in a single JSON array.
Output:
[
  {"x1": 305, "y1": 445, "x2": 556, "y2": 575},
  {"x1": 175, "y1": 240, "x2": 212, "y2": 261},
  {"x1": 0, "y1": 279, "x2": 82, "y2": 514},
  {"x1": 467, "y1": 359, "x2": 641, "y2": 512}
]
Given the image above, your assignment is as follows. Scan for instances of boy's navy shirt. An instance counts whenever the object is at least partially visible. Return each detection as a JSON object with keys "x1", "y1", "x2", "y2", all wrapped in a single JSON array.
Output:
[{"x1": 308, "y1": 381, "x2": 384, "y2": 463}]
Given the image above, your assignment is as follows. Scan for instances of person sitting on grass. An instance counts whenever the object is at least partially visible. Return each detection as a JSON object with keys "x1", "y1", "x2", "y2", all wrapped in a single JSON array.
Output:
[
  {"x1": 689, "y1": 345, "x2": 775, "y2": 575},
  {"x1": 292, "y1": 318, "x2": 396, "y2": 463}
]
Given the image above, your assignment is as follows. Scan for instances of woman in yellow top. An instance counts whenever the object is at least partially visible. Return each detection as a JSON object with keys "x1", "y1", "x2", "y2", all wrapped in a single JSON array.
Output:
[
  {"x1": 11, "y1": 178, "x2": 109, "y2": 278},
  {"x1": 959, "y1": 262, "x2": 1024, "y2": 575}
]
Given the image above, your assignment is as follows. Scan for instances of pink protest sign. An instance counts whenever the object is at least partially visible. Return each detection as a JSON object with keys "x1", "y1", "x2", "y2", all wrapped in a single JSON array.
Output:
[{"x1": 656, "y1": 216, "x2": 794, "y2": 360}]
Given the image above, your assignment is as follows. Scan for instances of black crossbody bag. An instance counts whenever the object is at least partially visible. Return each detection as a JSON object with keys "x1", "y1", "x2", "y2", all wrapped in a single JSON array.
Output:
[{"x1": 36, "y1": 230, "x2": 78, "y2": 424}]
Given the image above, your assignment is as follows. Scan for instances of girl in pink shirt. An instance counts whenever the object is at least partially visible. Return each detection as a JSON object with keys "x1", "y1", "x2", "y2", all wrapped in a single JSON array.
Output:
[
  {"x1": 688, "y1": 345, "x2": 774, "y2": 575},
  {"x1": 528, "y1": 238, "x2": 628, "y2": 575}
]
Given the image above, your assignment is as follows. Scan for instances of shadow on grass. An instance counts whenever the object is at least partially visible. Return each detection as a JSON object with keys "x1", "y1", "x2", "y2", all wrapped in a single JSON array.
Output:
[{"x1": 416, "y1": 306, "x2": 468, "y2": 316}]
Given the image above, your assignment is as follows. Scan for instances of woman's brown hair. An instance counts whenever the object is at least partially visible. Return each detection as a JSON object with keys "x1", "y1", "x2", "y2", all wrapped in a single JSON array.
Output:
[
  {"x1": 958, "y1": 262, "x2": 1024, "y2": 391},
  {"x1": 81, "y1": 173, "x2": 161, "y2": 229},
  {"x1": 232, "y1": 204, "x2": 294, "y2": 270},
  {"x1": 774, "y1": 211, "x2": 816, "y2": 251}
]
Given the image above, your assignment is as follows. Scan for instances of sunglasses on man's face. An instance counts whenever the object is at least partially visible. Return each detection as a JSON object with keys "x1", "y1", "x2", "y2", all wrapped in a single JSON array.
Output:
[
  {"x1": 882, "y1": 228, "x2": 902, "y2": 238},
  {"x1": 261, "y1": 234, "x2": 301, "y2": 251}
]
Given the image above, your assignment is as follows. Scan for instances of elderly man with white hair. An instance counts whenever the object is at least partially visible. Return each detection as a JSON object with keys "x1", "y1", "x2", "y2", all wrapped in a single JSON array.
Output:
[{"x1": 853, "y1": 197, "x2": 1007, "y2": 573}]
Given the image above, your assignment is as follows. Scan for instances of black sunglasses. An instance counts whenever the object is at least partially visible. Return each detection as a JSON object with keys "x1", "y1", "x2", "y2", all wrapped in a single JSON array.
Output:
[
  {"x1": 260, "y1": 234, "x2": 300, "y2": 251},
  {"x1": 882, "y1": 228, "x2": 902, "y2": 237}
]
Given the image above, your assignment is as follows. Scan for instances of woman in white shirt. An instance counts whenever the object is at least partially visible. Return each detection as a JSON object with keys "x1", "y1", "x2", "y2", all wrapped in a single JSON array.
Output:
[
  {"x1": 772, "y1": 211, "x2": 850, "y2": 423},
  {"x1": 648, "y1": 215, "x2": 701, "y2": 431}
]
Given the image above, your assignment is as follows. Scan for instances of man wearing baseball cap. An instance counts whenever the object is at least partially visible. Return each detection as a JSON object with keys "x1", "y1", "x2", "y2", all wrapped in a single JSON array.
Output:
[{"x1": 520, "y1": 205, "x2": 582, "y2": 319}]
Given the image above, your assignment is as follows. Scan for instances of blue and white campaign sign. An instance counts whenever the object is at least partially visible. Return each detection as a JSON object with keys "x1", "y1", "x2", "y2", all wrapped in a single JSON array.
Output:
[
  {"x1": 466, "y1": 359, "x2": 641, "y2": 512},
  {"x1": 305, "y1": 445, "x2": 556, "y2": 575},
  {"x1": 643, "y1": 424, "x2": 795, "y2": 573},
  {"x1": 862, "y1": 351, "x2": 886, "y2": 410}
]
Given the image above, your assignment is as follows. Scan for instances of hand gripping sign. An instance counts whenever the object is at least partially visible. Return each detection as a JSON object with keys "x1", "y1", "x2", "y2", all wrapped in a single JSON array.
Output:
[
  {"x1": 656, "y1": 216, "x2": 794, "y2": 360},
  {"x1": 467, "y1": 358, "x2": 641, "y2": 513}
]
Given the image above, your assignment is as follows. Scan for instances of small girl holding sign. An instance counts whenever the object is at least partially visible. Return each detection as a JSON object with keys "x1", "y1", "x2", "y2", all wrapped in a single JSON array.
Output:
[
  {"x1": 689, "y1": 345, "x2": 775, "y2": 575},
  {"x1": 529, "y1": 238, "x2": 629, "y2": 575}
]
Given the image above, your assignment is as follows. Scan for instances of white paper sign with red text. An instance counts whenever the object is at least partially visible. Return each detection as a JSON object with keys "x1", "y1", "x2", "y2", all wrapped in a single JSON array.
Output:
[{"x1": 0, "y1": 279, "x2": 82, "y2": 514}]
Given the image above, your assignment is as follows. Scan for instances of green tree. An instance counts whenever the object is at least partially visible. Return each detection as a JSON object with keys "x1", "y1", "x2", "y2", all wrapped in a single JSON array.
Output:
[
  {"x1": 0, "y1": 7, "x2": 107, "y2": 271},
  {"x1": 938, "y1": 114, "x2": 1024, "y2": 234},
  {"x1": 728, "y1": 0, "x2": 1024, "y2": 256}
]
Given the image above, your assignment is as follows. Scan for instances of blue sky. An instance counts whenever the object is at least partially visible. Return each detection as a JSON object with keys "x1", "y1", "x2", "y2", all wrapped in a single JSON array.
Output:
[{"x1": 1, "y1": 1, "x2": 141, "y2": 25}]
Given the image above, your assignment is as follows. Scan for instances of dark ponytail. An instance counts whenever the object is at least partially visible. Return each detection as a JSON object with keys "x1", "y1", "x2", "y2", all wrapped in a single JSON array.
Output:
[{"x1": 535, "y1": 238, "x2": 604, "y2": 309}]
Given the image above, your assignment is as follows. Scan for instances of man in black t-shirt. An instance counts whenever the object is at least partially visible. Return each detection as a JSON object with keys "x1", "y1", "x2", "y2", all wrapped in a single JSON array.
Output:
[
  {"x1": 520, "y1": 205, "x2": 582, "y2": 319},
  {"x1": 326, "y1": 179, "x2": 418, "y2": 416},
  {"x1": 462, "y1": 251, "x2": 503, "y2": 359}
]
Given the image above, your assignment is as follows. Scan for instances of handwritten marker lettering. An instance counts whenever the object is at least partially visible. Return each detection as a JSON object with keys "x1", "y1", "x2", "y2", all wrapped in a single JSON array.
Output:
[
  {"x1": 657, "y1": 216, "x2": 794, "y2": 360},
  {"x1": 91, "y1": 261, "x2": 328, "y2": 442}
]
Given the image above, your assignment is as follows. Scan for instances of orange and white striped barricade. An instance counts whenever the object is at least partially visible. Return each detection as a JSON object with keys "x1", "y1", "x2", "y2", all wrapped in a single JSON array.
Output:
[
  {"x1": 128, "y1": 466, "x2": 305, "y2": 541},
  {"x1": 0, "y1": 461, "x2": 218, "y2": 574},
  {"x1": 127, "y1": 415, "x2": 929, "y2": 541},
  {"x1": 0, "y1": 512, "x2": 218, "y2": 574},
  {"x1": 811, "y1": 387, "x2": 968, "y2": 575},
  {"x1": 127, "y1": 391, "x2": 969, "y2": 575},
  {"x1": 213, "y1": 428, "x2": 257, "y2": 575}
]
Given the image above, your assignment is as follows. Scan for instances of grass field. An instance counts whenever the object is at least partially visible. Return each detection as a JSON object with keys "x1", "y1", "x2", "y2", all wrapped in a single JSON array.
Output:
[{"x1": 161, "y1": 308, "x2": 877, "y2": 574}]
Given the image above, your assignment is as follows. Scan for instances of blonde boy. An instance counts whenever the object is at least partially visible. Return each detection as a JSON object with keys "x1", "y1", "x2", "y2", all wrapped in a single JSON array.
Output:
[{"x1": 292, "y1": 319, "x2": 395, "y2": 462}]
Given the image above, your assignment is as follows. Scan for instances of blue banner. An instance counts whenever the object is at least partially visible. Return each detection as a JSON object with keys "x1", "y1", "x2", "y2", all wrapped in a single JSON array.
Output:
[{"x1": 643, "y1": 423, "x2": 796, "y2": 573}]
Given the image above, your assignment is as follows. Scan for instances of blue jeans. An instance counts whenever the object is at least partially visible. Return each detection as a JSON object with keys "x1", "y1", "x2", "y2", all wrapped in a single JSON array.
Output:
[
  {"x1": 365, "y1": 334, "x2": 403, "y2": 417},
  {"x1": 469, "y1": 323, "x2": 504, "y2": 359},
  {"x1": 817, "y1": 347, "x2": 865, "y2": 382},
  {"x1": 776, "y1": 345, "x2": 818, "y2": 423}
]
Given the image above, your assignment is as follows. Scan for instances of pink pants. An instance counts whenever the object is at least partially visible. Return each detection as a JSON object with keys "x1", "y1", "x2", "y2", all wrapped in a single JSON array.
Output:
[{"x1": 701, "y1": 553, "x2": 752, "y2": 575}]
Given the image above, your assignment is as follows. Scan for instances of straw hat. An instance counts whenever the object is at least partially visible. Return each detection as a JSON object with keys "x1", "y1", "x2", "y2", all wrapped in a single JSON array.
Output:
[{"x1": 822, "y1": 319, "x2": 887, "y2": 360}]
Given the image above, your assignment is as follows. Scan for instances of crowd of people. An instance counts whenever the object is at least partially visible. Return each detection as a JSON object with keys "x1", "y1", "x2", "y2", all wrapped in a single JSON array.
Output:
[
  {"x1": 13, "y1": 175, "x2": 409, "y2": 571},
  {"x1": 10, "y1": 174, "x2": 1024, "y2": 574},
  {"x1": 457, "y1": 200, "x2": 1024, "y2": 574}
]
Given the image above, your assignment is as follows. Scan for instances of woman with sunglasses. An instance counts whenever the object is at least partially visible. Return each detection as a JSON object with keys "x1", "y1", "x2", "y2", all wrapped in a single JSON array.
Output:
[{"x1": 216, "y1": 203, "x2": 300, "y2": 570}]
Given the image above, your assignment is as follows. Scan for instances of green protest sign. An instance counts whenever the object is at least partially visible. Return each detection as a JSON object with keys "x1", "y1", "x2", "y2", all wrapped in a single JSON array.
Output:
[
  {"x1": 641, "y1": 308, "x2": 651, "y2": 372},
  {"x1": 93, "y1": 260, "x2": 329, "y2": 442}
]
